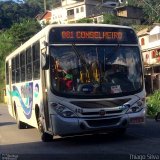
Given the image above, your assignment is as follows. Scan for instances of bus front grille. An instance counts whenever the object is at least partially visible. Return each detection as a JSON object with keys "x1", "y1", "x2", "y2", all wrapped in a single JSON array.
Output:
[
  {"x1": 81, "y1": 110, "x2": 123, "y2": 116},
  {"x1": 71, "y1": 99, "x2": 130, "y2": 109},
  {"x1": 86, "y1": 117, "x2": 121, "y2": 127}
]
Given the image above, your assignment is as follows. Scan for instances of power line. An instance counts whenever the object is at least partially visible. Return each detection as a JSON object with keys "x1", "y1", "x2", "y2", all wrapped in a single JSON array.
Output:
[
  {"x1": 44, "y1": 0, "x2": 46, "y2": 11},
  {"x1": 141, "y1": 0, "x2": 159, "y2": 16}
]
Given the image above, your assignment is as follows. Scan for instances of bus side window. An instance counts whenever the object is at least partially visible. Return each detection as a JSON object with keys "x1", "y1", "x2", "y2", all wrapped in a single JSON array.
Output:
[
  {"x1": 26, "y1": 46, "x2": 32, "y2": 81},
  {"x1": 12, "y1": 58, "x2": 16, "y2": 84},
  {"x1": 6, "y1": 61, "x2": 9, "y2": 85},
  {"x1": 20, "y1": 51, "x2": 26, "y2": 82},
  {"x1": 15, "y1": 54, "x2": 20, "y2": 83},
  {"x1": 32, "y1": 41, "x2": 40, "y2": 79}
]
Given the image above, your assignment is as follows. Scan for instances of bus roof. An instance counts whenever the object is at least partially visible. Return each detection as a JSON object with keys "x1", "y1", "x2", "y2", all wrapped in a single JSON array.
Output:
[{"x1": 5, "y1": 24, "x2": 134, "y2": 61}]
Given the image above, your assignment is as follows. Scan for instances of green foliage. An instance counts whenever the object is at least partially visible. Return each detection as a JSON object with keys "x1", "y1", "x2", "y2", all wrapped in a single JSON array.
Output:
[
  {"x1": 147, "y1": 91, "x2": 160, "y2": 117},
  {"x1": 76, "y1": 18, "x2": 93, "y2": 23},
  {"x1": 8, "y1": 19, "x2": 41, "y2": 45},
  {"x1": 126, "y1": 0, "x2": 160, "y2": 24},
  {"x1": 126, "y1": 0, "x2": 140, "y2": 7},
  {"x1": 24, "y1": 0, "x2": 55, "y2": 10},
  {"x1": 103, "y1": 14, "x2": 119, "y2": 25},
  {"x1": 0, "y1": 19, "x2": 41, "y2": 88},
  {"x1": 0, "y1": 1, "x2": 41, "y2": 29},
  {"x1": 141, "y1": 0, "x2": 160, "y2": 24}
]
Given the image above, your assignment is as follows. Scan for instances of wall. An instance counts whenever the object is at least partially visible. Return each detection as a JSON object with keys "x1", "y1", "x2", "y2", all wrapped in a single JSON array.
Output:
[
  {"x1": 52, "y1": 7, "x2": 67, "y2": 24},
  {"x1": 117, "y1": 16, "x2": 141, "y2": 25}
]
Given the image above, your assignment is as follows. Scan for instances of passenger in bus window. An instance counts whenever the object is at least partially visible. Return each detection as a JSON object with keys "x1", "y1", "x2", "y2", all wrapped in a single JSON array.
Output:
[
  {"x1": 55, "y1": 59, "x2": 67, "y2": 78},
  {"x1": 54, "y1": 59, "x2": 74, "y2": 92}
]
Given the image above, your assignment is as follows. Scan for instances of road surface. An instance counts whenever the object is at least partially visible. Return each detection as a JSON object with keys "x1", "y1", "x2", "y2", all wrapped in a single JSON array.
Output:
[{"x1": 1, "y1": 103, "x2": 160, "y2": 160}]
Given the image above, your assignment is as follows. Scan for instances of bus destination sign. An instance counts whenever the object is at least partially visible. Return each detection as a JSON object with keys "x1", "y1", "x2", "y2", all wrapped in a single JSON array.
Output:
[
  {"x1": 61, "y1": 31, "x2": 123, "y2": 40},
  {"x1": 49, "y1": 27, "x2": 138, "y2": 44}
]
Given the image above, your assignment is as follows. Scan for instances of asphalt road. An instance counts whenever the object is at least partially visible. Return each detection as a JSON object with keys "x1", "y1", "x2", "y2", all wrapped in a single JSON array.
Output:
[{"x1": 1, "y1": 103, "x2": 160, "y2": 160}]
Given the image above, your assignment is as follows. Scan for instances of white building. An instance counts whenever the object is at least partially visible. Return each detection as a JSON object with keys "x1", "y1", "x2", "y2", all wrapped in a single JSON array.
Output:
[
  {"x1": 138, "y1": 25, "x2": 160, "y2": 65},
  {"x1": 138, "y1": 24, "x2": 160, "y2": 93},
  {"x1": 51, "y1": 0, "x2": 121, "y2": 24}
]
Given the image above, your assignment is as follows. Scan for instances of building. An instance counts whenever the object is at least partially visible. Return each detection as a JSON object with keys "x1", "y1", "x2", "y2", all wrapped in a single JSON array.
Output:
[
  {"x1": 37, "y1": 0, "x2": 142, "y2": 26},
  {"x1": 138, "y1": 24, "x2": 160, "y2": 93},
  {"x1": 115, "y1": 5, "x2": 143, "y2": 25},
  {"x1": 36, "y1": 11, "x2": 52, "y2": 27},
  {"x1": 51, "y1": 0, "x2": 120, "y2": 24}
]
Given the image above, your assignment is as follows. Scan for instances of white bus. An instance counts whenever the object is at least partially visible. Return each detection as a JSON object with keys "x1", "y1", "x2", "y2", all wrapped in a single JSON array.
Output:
[{"x1": 5, "y1": 24, "x2": 146, "y2": 142}]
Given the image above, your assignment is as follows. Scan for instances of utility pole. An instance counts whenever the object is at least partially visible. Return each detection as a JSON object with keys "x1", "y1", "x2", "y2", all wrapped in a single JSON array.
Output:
[{"x1": 44, "y1": 0, "x2": 47, "y2": 12}]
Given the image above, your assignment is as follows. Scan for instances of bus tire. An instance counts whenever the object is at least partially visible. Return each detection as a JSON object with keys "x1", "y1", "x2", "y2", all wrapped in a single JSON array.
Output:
[
  {"x1": 14, "y1": 103, "x2": 26, "y2": 129},
  {"x1": 37, "y1": 115, "x2": 53, "y2": 142}
]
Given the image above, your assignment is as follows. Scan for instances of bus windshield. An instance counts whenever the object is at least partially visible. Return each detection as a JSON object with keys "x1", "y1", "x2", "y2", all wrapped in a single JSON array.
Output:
[{"x1": 50, "y1": 45, "x2": 143, "y2": 98}]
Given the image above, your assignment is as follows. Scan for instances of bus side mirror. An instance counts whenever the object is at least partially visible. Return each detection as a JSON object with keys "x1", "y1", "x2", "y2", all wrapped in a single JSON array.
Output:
[{"x1": 41, "y1": 53, "x2": 49, "y2": 70}]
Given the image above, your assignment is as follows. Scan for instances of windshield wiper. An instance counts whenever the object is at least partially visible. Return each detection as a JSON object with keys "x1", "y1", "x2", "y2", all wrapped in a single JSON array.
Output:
[{"x1": 71, "y1": 43, "x2": 87, "y2": 66}]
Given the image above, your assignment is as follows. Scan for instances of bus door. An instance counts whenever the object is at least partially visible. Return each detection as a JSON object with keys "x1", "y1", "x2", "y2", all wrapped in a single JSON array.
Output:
[
  {"x1": 40, "y1": 37, "x2": 51, "y2": 132},
  {"x1": 8, "y1": 60, "x2": 14, "y2": 116}
]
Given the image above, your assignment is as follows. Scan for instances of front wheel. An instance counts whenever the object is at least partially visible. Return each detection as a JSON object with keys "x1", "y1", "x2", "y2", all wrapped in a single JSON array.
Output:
[
  {"x1": 37, "y1": 115, "x2": 53, "y2": 142},
  {"x1": 14, "y1": 103, "x2": 26, "y2": 129}
]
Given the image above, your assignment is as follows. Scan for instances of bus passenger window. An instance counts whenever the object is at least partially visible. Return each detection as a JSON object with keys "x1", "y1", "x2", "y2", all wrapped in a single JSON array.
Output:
[
  {"x1": 26, "y1": 47, "x2": 32, "y2": 81},
  {"x1": 12, "y1": 58, "x2": 16, "y2": 84},
  {"x1": 15, "y1": 55, "x2": 20, "y2": 83},
  {"x1": 32, "y1": 41, "x2": 40, "y2": 79},
  {"x1": 6, "y1": 62, "x2": 9, "y2": 85},
  {"x1": 20, "y1": 51, "x2": 26, "y2": 82}
]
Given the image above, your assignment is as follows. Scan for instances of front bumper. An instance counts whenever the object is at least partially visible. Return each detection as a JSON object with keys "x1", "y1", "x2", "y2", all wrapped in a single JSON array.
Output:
[{"x1": 50, "y1": 108, "x2": 146, "y2": 136}]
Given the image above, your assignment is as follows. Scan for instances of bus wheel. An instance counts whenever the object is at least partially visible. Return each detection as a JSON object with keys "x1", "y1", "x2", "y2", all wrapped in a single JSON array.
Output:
[
  {"x1": 37, "y1": 115, "x2": 53, "y2": 142},
  {"x1": 14, "y1": 103, "x2": 26, "y2": 129}
]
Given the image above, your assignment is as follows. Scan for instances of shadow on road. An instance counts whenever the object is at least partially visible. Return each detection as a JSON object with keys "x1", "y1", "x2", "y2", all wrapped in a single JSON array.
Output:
[
  {"x1": 0, "y1": 122, "x2": 16, "y2": 127},
  {"x1": 1, "y1": 128, "x2": 160, "y2": 160},
  {"x1": 0, "y1": 133, "x2": 139, "y2": 160},
  {"x1": 53, "y1": 132, "x2": 138, "y2": 144}
]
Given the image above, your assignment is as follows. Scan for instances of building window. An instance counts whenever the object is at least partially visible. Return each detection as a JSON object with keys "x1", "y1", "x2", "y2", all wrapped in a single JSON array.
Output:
[
  {"x1": 81, "y1": 6, "x2": 84, "y2": 12},
  {"x1": 67, "y1": 9, "x2": 74, "y2": 16},
  {"x1": 76, "y1": 8, "x2": 79, "y2": 13},
  {"x1": 141, "y1": 38, "x2": 145, "y2": 46},
  {"x1": 152, "y1": 50, "x2": 156, "y2": 58},
  {"x1": 94, "y1": 18, "x2": 97, "y2": 23}
]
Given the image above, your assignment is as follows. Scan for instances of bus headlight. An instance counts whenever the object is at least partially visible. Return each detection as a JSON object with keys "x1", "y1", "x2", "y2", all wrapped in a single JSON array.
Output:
[
  {"x1": 51, "y1": 103, "x2": 77, "y2": 118},
  {"x1": 127, "y1": 100, "x2": 143, "y2": 113}
]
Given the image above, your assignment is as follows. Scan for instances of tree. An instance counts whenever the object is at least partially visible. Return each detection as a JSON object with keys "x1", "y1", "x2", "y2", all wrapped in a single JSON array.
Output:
[
  {"x1": 76, "y1": 18, "x2": 93, "y2": 23},
  {"x1": 0, "y1": 1, "x2": 41, "y2": 29},
  {"x1": 139, "y1": 0, "x2": 160, "y2": 24},
  {"x1": 124, "y1": 0, "x2": 160, "y2": 24},
  {"x1": 8, "y1": 19, "x2": 41, "y2": 46},
  {"x1": 0, "y1": 19, "x2": 41, "y2": 86},
  {"x1": 24, "y1": 0, "x2": 54, "y2": 11},
  {"x1": 103, "y1": 14, "x2": 119, "y2": 25}
]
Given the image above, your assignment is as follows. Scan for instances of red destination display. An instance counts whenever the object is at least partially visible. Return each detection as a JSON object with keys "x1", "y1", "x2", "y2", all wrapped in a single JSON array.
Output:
[
  {"x1": 61, "y1": 31, "x2": 123, "y2": 40},
  {"x1": 49, "y1": 26, "x2": 138, "y2": 44}
]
